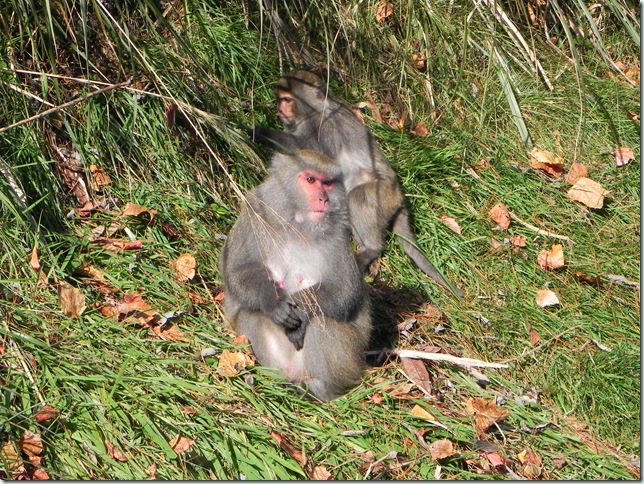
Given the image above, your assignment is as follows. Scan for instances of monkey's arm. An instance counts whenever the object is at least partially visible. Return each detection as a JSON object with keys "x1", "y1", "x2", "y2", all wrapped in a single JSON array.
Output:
[{"x1": 249, "y1": 126, "x2": 305, "y2": 154}]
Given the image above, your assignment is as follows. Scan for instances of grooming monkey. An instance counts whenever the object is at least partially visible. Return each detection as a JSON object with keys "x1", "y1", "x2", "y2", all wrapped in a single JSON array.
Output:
[
  {"x1": 251, "y1": 71, "x2": 463, "y2": 297},
  {"x1": 220, "y1": 150, "x2": 372, "y2": 401}
]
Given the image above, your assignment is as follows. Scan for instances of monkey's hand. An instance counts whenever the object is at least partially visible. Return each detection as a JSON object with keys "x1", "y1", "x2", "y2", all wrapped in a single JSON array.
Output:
[
  {"x1": 286, "y1": 323, "x2": 307, "y2": 351},
  {"x1": 262, "y1": 287, "x2": 309, "y2": 331}
]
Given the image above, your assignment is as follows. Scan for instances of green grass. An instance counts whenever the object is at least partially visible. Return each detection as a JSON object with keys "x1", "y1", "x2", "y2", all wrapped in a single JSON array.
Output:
[{"x1": 0, "y1": 0, "x2": 640, "y2": 480}]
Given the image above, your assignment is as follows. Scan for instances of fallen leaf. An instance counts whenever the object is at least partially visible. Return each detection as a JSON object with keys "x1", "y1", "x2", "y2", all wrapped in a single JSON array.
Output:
[
  {"x1": 168, "y1": 435, "x2": 195, "y2": 454},
  {"x1": 535, "y1": 288, "x2": 560, "y2": 308},
  {"x1": 528, "y1": 325, "x2": 541, "y2": 345},
  {"x1": 89, "y1": 164, "x2": 112, "y2": 189},
  {"x1": 311, "y1": 465, "x2": 333, "y2": 480},
  {"x1": 413, "y1": 122, "x2": 430, "y2": 137},
  {"x1": 537, "y1": 244, "x2": 565, "y2": 270},
  {"x1": 1, "y1": 441, "x2": 22, "y2": 476},
  {"x1": 173, "y1": 253, "x2": 196, "y2": 282},
  {"x1": 489, "y1": 238, "x2": 502, "y2": 251},
  {"x1": 375, "y1": 1, "x2": 393, "y2": 22},
  {"x1": 488, "y1": 203, "x2": 510, "y2": 229},
  {"x1": 57, "y1": 282, "x2": 86, "y2": 318},
  {"x1": 564, "y1": 162, "x2": 588, "y2": 184},
  {"x1": 400, "y1": 357, "x2": 434, "y2": 396},
  {"x1": 483, "y1": 450, "x2": 508, "y2": 469},
  {"x1": 34, "y1": 405, "x2": 60, "y2": 424},
  {"x1": 105, "y1": 439, "x2": 128, "y2": 462},
  {"x1": 509, "y1": 235, "x2": 526, "y2": 247},
  {"x1": 233, "y1": 334, "x2": 250, "y2": 346},
  {"x1": 410, "y1": 404, "x2": 439, "y2": 422},
  {"x1": 427, "y1": 438, "x2": 456, "y2": 461},
  {"x1": 270, "y1": 431, "x2": 307, "y2": 467},
  {"x1": 464, "y1": 397, "x2": 509, "y2": 437},
  {"x1": 32, "y1": 468, "x2": 50, "y2": 480},
  {"x1": 553, "y1": 456, "x2": 567, "y2": 469},
  {"x1": 567, "y1": 177, "x2": 609, "y2": 209},
  {"x1": 573, "y1": 271, "x2": 602, "y2": 287},
  {"x1": 120, "y1": 202, "x2": 157, "y2": 219},
  {"x1": 116, "y1": 293, "x2": 152, "y2": 314},
  {"x1": 517, "y1": 449, "x2": 542, "y2": 478},
  {"x1": 74, "y1": 263, "x2": 107, "y2": 281},
  {"x1": 439, "y1": 215, "x2": 461, "y2": 234},
  {"x1": 149, "y1": 323, "x2": 188, "y2": 343},
  {"x1": 218, "y1": 350, "x2": 254, "y2": 377},
  {"x1": 369, "y1": 393, "x2": 383, "y2": 404},
  {"x1": 29, "y1": 247, "x2": 41, "y2": 271},
  {"x1": 147, "y1": 463, "x2": 157, "y2": 479},
  {"x1": 614, "y1": 146, "x2": 634, "y2": 167},
  {"x1": 529, "y1": 146, "x2": 565, "y2": 178},
  {"x1": 18, "y1": 430, "x2": 43, "y2": 458}
]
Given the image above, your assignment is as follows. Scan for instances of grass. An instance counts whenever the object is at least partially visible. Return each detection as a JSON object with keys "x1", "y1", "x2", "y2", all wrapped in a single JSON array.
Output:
[{"x1": 0, "y1": 0, "x2": 640, "y2": 480}]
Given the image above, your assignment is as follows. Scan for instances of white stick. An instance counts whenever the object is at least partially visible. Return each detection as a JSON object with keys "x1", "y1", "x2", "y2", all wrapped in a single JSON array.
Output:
[{"x1": 393, "y1": 349, "x2": 509, "y2": 369}]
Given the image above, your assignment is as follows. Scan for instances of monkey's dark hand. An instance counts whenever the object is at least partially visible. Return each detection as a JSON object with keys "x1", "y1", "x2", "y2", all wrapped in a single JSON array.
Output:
[
  {"x1": 262, "y1": 288, "x2": 309, "y2": 331},
  {"x1": 286, "y1": 323, "x2": 307, "y2": 351}
]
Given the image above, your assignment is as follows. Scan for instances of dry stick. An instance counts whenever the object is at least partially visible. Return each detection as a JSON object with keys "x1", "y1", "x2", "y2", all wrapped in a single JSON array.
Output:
[
  {"x1": 0, "y1": 80, "x2": 131, "y2": 134},
  {"x1": 389, "y1": 348, "x2": 508, "y2": 369},
  {"x1": 509, "y1": 211, "x2": 571, "y2": 243}
]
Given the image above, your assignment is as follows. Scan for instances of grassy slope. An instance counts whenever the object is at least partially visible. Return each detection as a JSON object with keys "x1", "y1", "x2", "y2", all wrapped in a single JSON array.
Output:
[{"x1": 0, "y1": 0, "x2": 639, "y2": 480}]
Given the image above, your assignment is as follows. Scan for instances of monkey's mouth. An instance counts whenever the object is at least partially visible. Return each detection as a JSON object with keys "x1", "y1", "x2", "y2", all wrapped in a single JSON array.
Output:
[{"x1": 310, "y1": 210, "x2": 327, "y2": 221}]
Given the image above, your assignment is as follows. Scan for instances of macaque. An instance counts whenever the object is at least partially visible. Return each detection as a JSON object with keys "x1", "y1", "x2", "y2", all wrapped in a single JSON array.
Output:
[
  {"x1": 220, "y1": 149, "x2": 372, "y2": 401},
  {"x1": 251, "y1": 71, "x2": 463, "y2": 297}
]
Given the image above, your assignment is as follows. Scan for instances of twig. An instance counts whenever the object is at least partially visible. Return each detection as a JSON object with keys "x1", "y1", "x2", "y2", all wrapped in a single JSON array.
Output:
[
  {"x1": 390, "y1": 348, "x2": 508, "y2": 369},
  {"x1": 0, "y1": 79, "x2": 131, "y2": 134},
  {"x1": 509, "y1": 211, "x2": 571, "y2": 243}
]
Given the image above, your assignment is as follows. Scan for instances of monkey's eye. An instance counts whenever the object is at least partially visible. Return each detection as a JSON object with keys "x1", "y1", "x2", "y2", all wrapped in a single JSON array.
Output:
[
  {"x1": 322, "y1": 179, "x2": 334, "y2": 186},
  {"x1": 306, "y1": 176, "x2": 316, "y2": 184}
]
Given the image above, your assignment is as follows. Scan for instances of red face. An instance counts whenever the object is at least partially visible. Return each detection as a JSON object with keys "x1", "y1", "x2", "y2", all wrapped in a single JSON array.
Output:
[{"x1": 297, "y1": 169, "x2": 335, "y2": 221}]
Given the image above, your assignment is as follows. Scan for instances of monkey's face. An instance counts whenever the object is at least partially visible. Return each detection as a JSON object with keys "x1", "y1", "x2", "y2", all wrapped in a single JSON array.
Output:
[
  {"x1": 276, "y1": 90, "x2": 296, "y2": 127},
  {"x1": 297, "y1": 169, "x2": 336, "y2": 222}
]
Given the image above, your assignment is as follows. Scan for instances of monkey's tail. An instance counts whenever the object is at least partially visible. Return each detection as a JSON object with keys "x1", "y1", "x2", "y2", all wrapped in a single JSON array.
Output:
[{"x1": 392, "y1": 209, "x2": 464, "y2": 298}]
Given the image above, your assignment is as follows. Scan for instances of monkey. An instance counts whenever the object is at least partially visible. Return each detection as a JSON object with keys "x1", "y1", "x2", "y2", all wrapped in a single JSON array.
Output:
[
  {"x1": 251, "y1": 70, "x2": 464, "y2": 297},
  {"x1": 220, "y1": 149, "x2": 372, "y2": 401}
]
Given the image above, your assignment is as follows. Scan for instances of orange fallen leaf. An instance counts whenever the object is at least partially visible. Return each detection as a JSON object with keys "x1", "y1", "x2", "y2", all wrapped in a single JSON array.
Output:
[
  {"x1": 509, "y1": 235, "x2": 526, "y2": 248},
  {"x1": 1, "y1": 441, "x2": 22, "y2": 476},
  {"x1": 120, "y1": 202, "x2": 157, "y2": 219},
  {"x1": 410, "y1": 404, "x2": 439, "y2": 422},
  {"x1": 29, "y1": 247, "x2": 41, "y2": 271},
  {"x1": 89, "y1": 164, "x2": 112, "y2": 189},
  {"x1": 311, "y1": 465, "x2": 333, "y2": 480},
  {"x1": 614, "y1": 146, "x2": 634, "y2": 167},
  {"x1": 75, "y1": 263, "x2": 107, "y2": 281},
  {"x1": 489, "y1": 238, "x2": 502, "y2": 251},
  {"x1": 488, "y1": 203, "x2": 510, "y2": 229},
  {"x1": 147, "y1": 463, "x2": 157, "y2": 479},
  {"x1": 173, "y1": 253, "x2": 197, "y2": 282},
  {"x1": 567, "y1": 177, "x2": 609, "y2": 209},
  {"x1": 32, "y1": 468, "x2": 51, "y2": 480},
  {"x1": 413, "y1": 122, "x2": 430, "y2": 137},
  {"x1": 439, "y1": 215, "x2": 461, "y2": 234},
  {"x1": 270, "y1": 431, "x2": 307, "y2": 467},
  {"x1": 529, "y1": 146, "x2": 565, "y2": 179},
  {"x1": 369, "y1": 392, "x2": 383, "y2": 404},
  {"x1": 169, "y1": 435, "x2": 195, "y2": 454},
  {"x1": 105, "y1": 439, "x2": 128, "y2": 462},
  {"x1": 564, "y1": 162, "x2": 588, "y2": 184},
  {"x1": 464, "y1": 397, "x2": 509, "y2": 436},
  {"x1": 483, "y1": 450, "x2": 508, "y2": 469},
  {"x1": 375, "y1": 1, "x2": 393, "y2": 22},
  {"x1": 57, "y1": 282, "x2": 86, "y2": 318},
  {"x1": 536, "y1": 288, "x2": 560, "y2": 308},
  {"x1": 427, "y1": 438, "x2": 456, "y2": 461},
  {"x1": 537, "y1": 243, "x2": 565, "y2": 270},
  {"x1": 528, "y1": 325, "x2": 541, "y2": 345},
  {"x1": 34, "y1": 405, "x2": 60, "y2": 425},
  {"x1": 218, "y1": 350, "x2": 254, "y2": 377},
  {"x1": 149, "y1": 323, "x2": 188, "y2": 343},
  {"x1": 517, "y1": 449, "x2": 542, "y2": 478},
  {"x1": 19, "y1": 430, "x2": 43, "y2": 458},
  {"x1": 401, "y1": 357, "x2": 433, "y2": 396},
  {"x1": 117, "y1": 293, "x2": 152, "y2": 314}
]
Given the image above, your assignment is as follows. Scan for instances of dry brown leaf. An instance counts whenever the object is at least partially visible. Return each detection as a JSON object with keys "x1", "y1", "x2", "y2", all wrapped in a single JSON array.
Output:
[
  {"x1": 19, "y1": 430, "x2": 43, "y2": 458},
  {"x1": 169, "y1": 435, "x2": 195, "y2": 454},
  {"x1": 32, "y1": 468, "x2": 51, "y2": 480},
  {"x1": 528, "y1": 325, "x2": 541, "y2": 346},
  {"x1": 105, "y1": 439, "x2": 129, "y2": 462},
  {"x1": 369, "y1": 393, "x2": 383, "y2": 404},
  {"x1": 564, "y1": 162, "x2": 588, "y2": 184},
  {"x1": 34, "y1": 405, "x2": 60, "y2": 424},
  {"x1": 147, "y1": 463, "x2": 157, "y2": 479},
  {"x1": 537, "y1": 244, "x2": 565, "y2": 270},
  {"x1": 614, "y1": 146, "x2": 635, "y2": 167},
  {"x1": 410, "y1": 404, "x2": 439, "y2": 422},
  {"x1": 149, "y1": 323, "x2": 188, "y2": 343},
  {"x1": 529, "y1": 146, "x2": 565, "y2": 179},
  {"x1": 413, "y1": 122, "x2": 430, "y2": 137},
  {"x1": 567, "y1": 177, "x2": 609, "y2": 209},
  {"x1": 535, "y1": 288, "x2": 560, "y2": 308},
  {"x1": 89, "y1": 164, "x2": 112, "y2": 189},
  {"x1": 488, "y1": 203, "x2": 510, "y2": 229},
  {"x1": 116, "y1": 293, "x2": 152, "y2": 314},
  {"x1": 218, "y1": 350, "x2": 254, "y2": 377},
  {"x1": 120, "y1": 202, "x2": 157, "y2": 219},
  {"x1": 270, "y1": 431, "x2": 307, "y2": 467},
  {"x1": 483, "y1": 451, "x2": 508, "y2": 469},
  {"x1": 517, "y1": 449, "x2": 542, "y2": 479},
  {"x1": 464, "y1": 397, "x2": 509, "y2": 436},
  {"x1": 173, "y1": 253, "x2": 196, "y2": 282},
  {"x1": 311, "y1": 465, "x2": 333, "y2": 480},
  {"x1": 1, "y1": 441, "x2": 22, "y2": 476},
  {"x1": 29, "y1": 247, "x2": 41, "y2": 272},
  {"x1": 400, "y1": 357, "x2": 433, "y2": 396},
  {"x1": 75, "y1": 263, "x2": 107, "y2": 281},
  {"x1": 439, "y1": 215, "x2": 461, "y2": 235},
  {"x1": 553, "y1": 456, "x2": 567, "y2": 469},
  {"x1": 509, "y1": 235, "x2": 526, "y2": 248},
  {"x1": 375, "y1": 1, "x2": 393, "y2": 22},
  {"x1": 489, "y1": 238, "x2": 502, "y2": 251},
  {"x1": 57, "y1": 282, "x2": 86, "y2": 318},
  {"x1": 427, "y1": 438, "x2": 456, "y2": 461}
]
